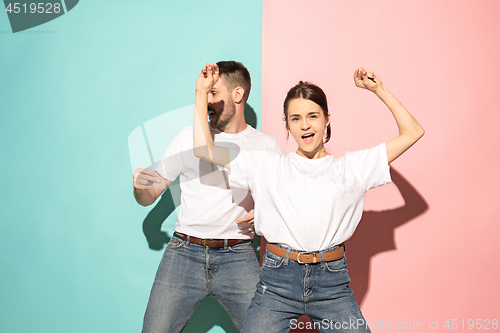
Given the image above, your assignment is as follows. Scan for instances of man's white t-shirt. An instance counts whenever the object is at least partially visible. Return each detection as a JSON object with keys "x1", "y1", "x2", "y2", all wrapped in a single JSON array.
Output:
[
  {"x1": 155, "y1": 125, "x2": 283, "y2": 240},
  {"x1": 229, "y1": 143, "x2": 391, "y2": 251}
]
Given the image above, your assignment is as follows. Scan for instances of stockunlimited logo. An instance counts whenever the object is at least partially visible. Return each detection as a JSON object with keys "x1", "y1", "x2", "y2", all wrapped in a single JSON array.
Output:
[{"x1": 3, "y1": 0, "x2": 79, "y2": 33}]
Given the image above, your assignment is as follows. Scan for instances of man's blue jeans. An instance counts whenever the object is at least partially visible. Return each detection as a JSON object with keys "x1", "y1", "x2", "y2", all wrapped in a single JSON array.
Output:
[
  {"x1": 241, "y1": 244, "x2": 371, "y2": 333},
  {"x1": 142, "y1": 233, "x2": 261, "y2": 333}
]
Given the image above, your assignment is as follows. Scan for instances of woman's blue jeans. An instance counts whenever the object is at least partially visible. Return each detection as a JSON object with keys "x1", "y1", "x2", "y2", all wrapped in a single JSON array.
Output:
[
  {"x1": 241, "y1": 244, "x2": 371, "y2": 333},
  {"x1": 141, "y1": 233, "x2": 260, "y2": 333}
]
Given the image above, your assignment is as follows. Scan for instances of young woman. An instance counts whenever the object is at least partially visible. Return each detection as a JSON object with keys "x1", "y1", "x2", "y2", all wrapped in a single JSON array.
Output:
[{"x1": 193, "y1": 63, "x2": 424, "y2": 333}]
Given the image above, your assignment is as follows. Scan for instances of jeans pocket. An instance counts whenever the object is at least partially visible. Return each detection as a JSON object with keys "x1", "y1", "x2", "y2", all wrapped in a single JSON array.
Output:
[
  {"x1": 228, "y1": 241, "x2": 254, "y2": 253},
  {"x1": 165, "y1": 236, "x2": 185, "y2": 250},
  {"x1": 324, "y1": 256, "x2": 348, "y2": 273},
  {"x1": 262, "y1": 251, "x2": 284, "y2": 269}
]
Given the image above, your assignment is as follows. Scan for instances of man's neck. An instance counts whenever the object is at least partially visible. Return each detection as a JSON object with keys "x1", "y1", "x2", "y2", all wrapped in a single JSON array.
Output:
[
  {"x1": 221, "y1": 118, "x2": 248, "y2": 134},
  {"x1": 219, "y1": 106, "x2": 248, "y2": 133}
]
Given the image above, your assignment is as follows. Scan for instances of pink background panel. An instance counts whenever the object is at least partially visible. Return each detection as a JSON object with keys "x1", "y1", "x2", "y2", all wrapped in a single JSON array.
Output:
[{"x1": 262, "y1": 0, "x2": 500, "y2": 329}]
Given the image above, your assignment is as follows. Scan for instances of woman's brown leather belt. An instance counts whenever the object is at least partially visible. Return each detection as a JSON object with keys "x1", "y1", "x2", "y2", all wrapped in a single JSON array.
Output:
[{"x1": 266, "y1": 243, "x2": 345, "y2": 264}]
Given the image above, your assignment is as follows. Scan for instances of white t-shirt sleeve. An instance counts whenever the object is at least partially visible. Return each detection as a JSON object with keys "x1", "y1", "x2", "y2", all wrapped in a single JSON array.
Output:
[
  {"x1": 228, "y1": 149, "x2": 267, "y2": 190},
  {"x1": 273, "y1": 139, "x2": 285, "y2": 155},
  {"x1": 345, "y1": 143, "x2": 391, "y2": 191},
  {"x1": 155, "y1": 130, "x2": 185, "y2": 181}
]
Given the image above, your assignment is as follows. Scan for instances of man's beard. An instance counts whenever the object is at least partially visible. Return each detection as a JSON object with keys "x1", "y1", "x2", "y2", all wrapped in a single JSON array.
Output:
[{"x1": 209, "y1": 97, "x2": 236, "y2": 131}]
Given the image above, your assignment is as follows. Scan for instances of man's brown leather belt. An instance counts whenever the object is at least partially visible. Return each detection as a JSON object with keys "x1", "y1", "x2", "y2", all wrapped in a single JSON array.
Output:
[
  {"x1": 266, "y1": 243, "x2": 345, "y2": 264},
  {"x1": 174, "y1": 232, "x2": 249, "y2": 248}
]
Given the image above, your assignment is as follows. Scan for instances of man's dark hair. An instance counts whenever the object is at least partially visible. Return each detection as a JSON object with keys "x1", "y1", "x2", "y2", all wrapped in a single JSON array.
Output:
[{"x1": 217, "y1": 61, "x2": 251, "y2": 101}]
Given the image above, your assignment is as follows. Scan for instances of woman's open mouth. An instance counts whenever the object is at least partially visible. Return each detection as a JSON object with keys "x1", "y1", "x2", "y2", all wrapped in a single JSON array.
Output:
[{"x1": 301, "y1": 133, "x2": 315, "y2": 143}]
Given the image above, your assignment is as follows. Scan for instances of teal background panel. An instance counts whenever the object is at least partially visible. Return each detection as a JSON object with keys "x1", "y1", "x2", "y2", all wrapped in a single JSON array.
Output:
[{"x1": 0, "y1": 1, "x2": 263, "y2": 332}]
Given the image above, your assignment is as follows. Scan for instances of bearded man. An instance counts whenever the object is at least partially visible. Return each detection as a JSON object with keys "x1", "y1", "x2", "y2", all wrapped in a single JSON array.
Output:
[{"x1": 133, "y1": 61, "x2": 283, "y2": 332}]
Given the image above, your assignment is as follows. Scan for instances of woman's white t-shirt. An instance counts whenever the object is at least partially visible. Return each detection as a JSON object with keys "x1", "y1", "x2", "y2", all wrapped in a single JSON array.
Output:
[{"x1": 229, "y1": 143, "x2": 391, "y2": 252}]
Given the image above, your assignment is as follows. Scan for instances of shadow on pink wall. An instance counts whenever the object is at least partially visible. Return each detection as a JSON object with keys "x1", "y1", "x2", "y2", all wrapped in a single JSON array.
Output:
[
  {"x1": 346, "y1": 167, "x2": 429, "y2": 305},
  {"x1": 291, "y1": 167, "x2": 428, "y2": 332}
]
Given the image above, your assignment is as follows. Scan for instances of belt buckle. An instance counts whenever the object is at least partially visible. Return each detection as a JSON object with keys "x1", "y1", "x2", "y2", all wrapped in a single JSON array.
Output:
[
  {"x1": 296, "y1": 252, "x2": 315, "y2": 264},
  {"x1": 202, "y1": 239, "x2": 214, "y2": 247}
]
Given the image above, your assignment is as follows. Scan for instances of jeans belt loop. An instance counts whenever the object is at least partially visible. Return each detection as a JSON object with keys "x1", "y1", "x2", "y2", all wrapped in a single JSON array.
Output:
[
  {"x1": 320, "y1": 251, "x2": 325, "y2": 267},
  {"x1": 284, "y1": 248, "x2": 290, "y2": 266},
  {"x1": 224, "y1": 239, "x2": 228, "y2": 250},
  {"x1": 186, "y1": 235, "x2": 190, "y2": 246}
]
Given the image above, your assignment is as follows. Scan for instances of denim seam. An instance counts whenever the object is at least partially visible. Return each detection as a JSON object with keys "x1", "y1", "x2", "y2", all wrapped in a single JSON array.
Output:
[
  {"x1": 323, "y1": 257, "x2": 348, "y2": 273},
  {"x1": 303, "y1": 265, "x2": 307, "y2": 302},
  {"x1": 205, "y1": 248, "x2": 213, "y2": 295},
  {"x1": 228, "y1": 242, "x2": 254, "y2": 253}
]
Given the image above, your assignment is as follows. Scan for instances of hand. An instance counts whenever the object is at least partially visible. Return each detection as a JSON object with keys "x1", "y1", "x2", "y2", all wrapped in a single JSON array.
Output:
[
  {"x1": 353, "y1": 67, "x2": 381, "y2": 92},
  {"x1": 196, "y1": 63, "x2": 219, "y2": 93},
  {"x1": 236, "y1": 209, "x2": 254, "y2": 226},
  {"x1": 133, "y1": 168, "x2": 163, "y2": 190}
]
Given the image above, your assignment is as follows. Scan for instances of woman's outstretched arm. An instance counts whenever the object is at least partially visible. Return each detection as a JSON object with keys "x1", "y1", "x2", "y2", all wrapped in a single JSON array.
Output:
[
  {"x1": 193, "y1": 63, "x2": 231, "y2": 169},
  {"x1": 354, "y1": 68, "x2": 425, "y2": 163}
]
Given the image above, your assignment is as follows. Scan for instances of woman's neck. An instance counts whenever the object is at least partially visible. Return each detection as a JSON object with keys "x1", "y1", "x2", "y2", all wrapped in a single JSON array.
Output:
[{"x1": 295, "y1": 145, "x2": 328, "y2": 159}]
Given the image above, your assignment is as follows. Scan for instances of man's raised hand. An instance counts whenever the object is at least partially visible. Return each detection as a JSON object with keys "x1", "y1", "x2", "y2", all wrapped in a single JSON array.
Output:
[{"x1": 196, "y1": 63, "x2": 219, "y2": 93}]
